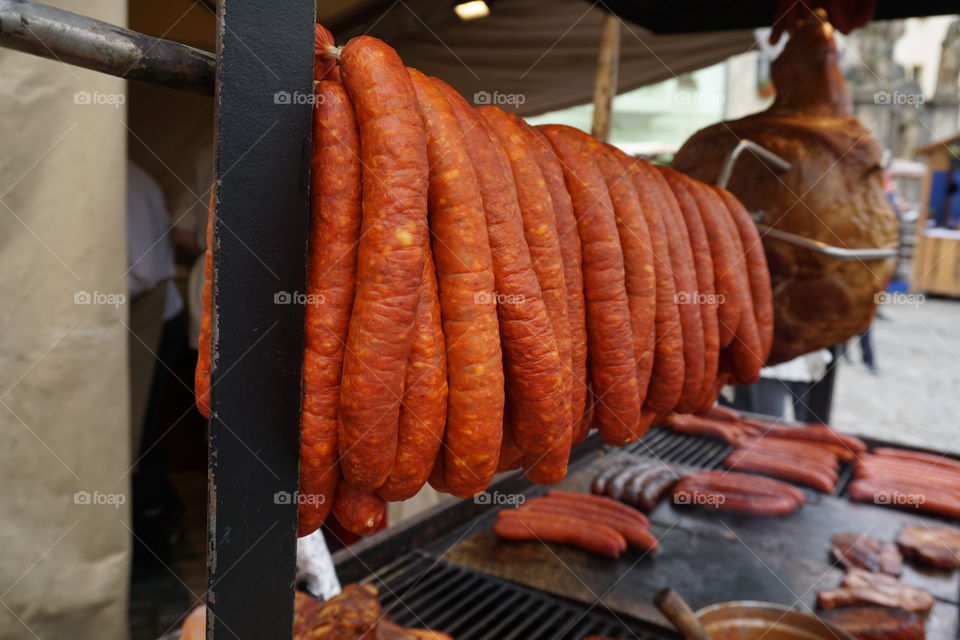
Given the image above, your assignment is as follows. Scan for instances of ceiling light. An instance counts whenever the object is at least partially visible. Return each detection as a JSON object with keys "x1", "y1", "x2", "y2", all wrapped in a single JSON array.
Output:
[{"x1": 454, "y1": 0, "x2": 490, "y2": 21}]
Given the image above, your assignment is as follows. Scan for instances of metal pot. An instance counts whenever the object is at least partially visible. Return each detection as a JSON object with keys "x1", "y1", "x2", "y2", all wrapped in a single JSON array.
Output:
[{"x1": 696, "y1": 601, "x2": 855, "y2": 640}]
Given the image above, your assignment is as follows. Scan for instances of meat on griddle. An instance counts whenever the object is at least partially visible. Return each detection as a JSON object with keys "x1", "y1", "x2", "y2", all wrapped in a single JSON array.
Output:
[
  {"x1": 896, "y1": 525, "x2": 960, "y2": 570},
  {"x1": 831, "y1": 533, "x2": 903, "y2": 576},
  {"x1": 817, "y1": 568, "x2": 933, "y2": 613},
  {"x1": 819, "y1": 606, "x2": 924, "y2": 640}
]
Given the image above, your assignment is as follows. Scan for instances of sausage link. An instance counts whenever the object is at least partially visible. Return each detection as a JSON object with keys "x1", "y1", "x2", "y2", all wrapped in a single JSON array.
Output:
[
  {"x1": 672, "y1": 482, "x2": 801, "y2": 516},
  {"x1": 523, "y1": 500, "x2": 657, "y2": 551},
  {"x1": 332, "y1": 482, "x2": 387, "y2": 536},
  {"x1": 591, "y1": 457, "x2": 637, "y2": 496},
  {"x1": 408, "y1": 69, "x2": 504, "y2": 497},
  {"x1": 638, "y1": 468, "x2": 681, "y2": 511},
  {"x1": 523, "y1": 123, "x2": 589, "y2": 441},
  {"x1": 657, "y1": 168, "x2": 719, "y2": 415},
  {"x1": 688, "y1": 181, "x2": 741, "y2": 349},
  {"x1": 725, "y1": 449, "x2": 836, "y2": 493},
  {"x1": 194, "y1": 188, "x2": 215, "y2": 420},
  {"x1": 545, "y1": 489, "x2": 650, "y2": 526},
  {"x1": 848, "y1": 479, "x2": 960, "y2": 519},
  {"x1": 494, "y1": 510, "x2": 625, "y2": 558},
  {"x1": 635, "y1": 162, "x2": 704, "y2": 414},
  {"x1": 735, "y1": 437, "x2": 841, "y2": 470},
  {"x1": 376, "y1": 245, "x2": 448, "y2": 501},
  {"x1": 429, "y1": 80, "x2": 566, "y2": 483},
  {"x1": 338, "y1": 37, "x2": 429, "y2": 490},
  {"x1": 298, "y1": 81, "x2": 362, "y2": 536},
  {"x1": 540, "y1": 125, "x2": 642, "y2": 444},
  {"x1": 591, "y1": 142, "x2": 657, "y2": 414},
  {"x1": 664, "y1": 413, "x2": 742, "y2": 445},
  {"x1": 713, "y1": 187, "x2": 773, "y2": 366},
  {"x1": 684, "y1": 470, "x2": 806, "y2": 505},
  {"x1": 872, "y1": 447, "x2": 960, "y2": 472}
]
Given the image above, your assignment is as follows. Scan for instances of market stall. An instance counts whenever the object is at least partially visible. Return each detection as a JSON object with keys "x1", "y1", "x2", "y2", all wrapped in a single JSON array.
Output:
[{"x1": 3, "y1": 1, "x2": 960, "y2": 639}]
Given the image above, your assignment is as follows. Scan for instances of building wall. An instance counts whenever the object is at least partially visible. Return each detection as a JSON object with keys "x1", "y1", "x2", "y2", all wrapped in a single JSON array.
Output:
[{"x1": 0, "y1": 2, "x2": 130, "y2": 638}]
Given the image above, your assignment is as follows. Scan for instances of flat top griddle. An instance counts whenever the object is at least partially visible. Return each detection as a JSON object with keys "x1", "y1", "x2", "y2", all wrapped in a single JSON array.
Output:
[{"x1": 336, "y1": 429, "x2": 960, "y2": 639}]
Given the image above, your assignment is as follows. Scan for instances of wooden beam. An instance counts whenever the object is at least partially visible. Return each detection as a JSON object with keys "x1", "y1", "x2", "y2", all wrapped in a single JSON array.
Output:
[{"x1": 591, "y1": 13, "x2": 621, "y2": 142}]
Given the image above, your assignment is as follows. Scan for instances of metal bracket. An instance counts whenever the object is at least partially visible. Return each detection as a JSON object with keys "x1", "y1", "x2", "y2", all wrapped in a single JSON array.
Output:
[{"x1": 717, "y1": 139, "x2": 899, "y2": 261}]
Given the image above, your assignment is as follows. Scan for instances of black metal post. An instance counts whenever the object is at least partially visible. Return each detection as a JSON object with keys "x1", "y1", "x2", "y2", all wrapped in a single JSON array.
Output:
[
  {"x1": 207, "y1": 1, "x2": 314, "y2": 638},
  {"x1": 0, "y1": 0, "x2": 215, "y2": 95}
]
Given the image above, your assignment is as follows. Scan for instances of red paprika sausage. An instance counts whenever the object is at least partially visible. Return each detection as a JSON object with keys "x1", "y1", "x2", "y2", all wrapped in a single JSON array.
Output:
[
  {"x1": 619, "y1": 156, "x2": 685, "y2": 416},
  {"x1": 313, "y1": 24, "x2": 339, "y2": 81},
  {"x1": 591, "y1": 141, "x2": 657, "y2": 413},
  {"x1": 332, "y1": 482, "x2": 386, "y2": 536},
  {"x1": 408, "y1": 69, "x2": 503, "y2": 498},
  {"x1": 523, "y1": 123, "x2": 589, "y2": 442},
  {"x1": 376, "y1": 245, "x2": 448, "y2": 502},
  {"x1": 540, "y1": 125, "x2": 642, "y2": 445},
  {"x1": 298, "y1": 81, "x2": 362, "y2": 536},
  {"x1": 194, "y1": 188, "x2": 214, "y2": 420},
  {"x1": 337, "y1": 37, "x2": 429, "y2": 491},
  {"x1": 494, "y1": 510, "x2": 625, "y2": 558}
]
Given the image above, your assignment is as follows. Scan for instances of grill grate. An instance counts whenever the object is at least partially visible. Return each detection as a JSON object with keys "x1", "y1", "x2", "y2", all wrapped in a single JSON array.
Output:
[
  {"x1": 623, "y1": 427, "x2": 733, "y2": 470},
  {"x1": 365, "y1": 551, "x2": 670, "y2": 639}
]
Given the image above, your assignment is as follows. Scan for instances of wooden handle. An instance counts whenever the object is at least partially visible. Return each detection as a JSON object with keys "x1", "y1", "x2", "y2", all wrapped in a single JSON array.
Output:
[{"x1": 654, "y1": 587, "x2": 712, "y2": 640}]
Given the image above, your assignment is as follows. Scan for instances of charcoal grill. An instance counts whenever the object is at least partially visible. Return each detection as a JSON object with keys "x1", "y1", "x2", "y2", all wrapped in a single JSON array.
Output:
[{"x1": 366, "y1": 551, "x2": 671, "y2": 640}]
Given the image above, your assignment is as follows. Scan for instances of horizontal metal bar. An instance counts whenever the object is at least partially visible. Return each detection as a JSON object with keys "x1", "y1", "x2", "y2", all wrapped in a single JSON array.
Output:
[
  {"x1": 0, "y1": 0, "x2": 215, "y2": 95},
  {"x1": 757, "y1": 225, "x2": 899, "y2": 260}
]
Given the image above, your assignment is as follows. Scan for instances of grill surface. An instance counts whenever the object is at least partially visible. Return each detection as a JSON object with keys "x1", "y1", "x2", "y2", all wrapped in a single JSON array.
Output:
[
  {"x1": 367, "y1": 551, "x2": 670, "y2": 640},
  {"x1": 622, "y1": 427, "x2": 733, "y2": 469}
]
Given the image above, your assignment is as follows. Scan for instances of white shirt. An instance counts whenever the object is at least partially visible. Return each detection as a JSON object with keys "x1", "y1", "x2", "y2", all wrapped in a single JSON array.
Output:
[{"x1": 127, "y1": 161, "x2": 183, "y2": 320}]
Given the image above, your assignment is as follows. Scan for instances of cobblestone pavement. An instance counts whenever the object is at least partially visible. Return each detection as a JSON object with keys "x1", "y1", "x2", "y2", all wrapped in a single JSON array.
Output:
[{"x1": 832, "y1": 296, "x2": 960, "y2": 452}]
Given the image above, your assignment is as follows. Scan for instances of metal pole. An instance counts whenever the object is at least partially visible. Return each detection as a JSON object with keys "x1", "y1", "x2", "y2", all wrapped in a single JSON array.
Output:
[
  {"x1": 0, "y1": 0, "x2": 215, "y2": 95},
  {"x1": 207, "y1": 1, "x2": 314, "y2": 638}
]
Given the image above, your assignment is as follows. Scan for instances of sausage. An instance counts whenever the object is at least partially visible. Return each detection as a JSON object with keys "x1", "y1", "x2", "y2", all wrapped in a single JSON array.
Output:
[
  {"x1": 664, "y1": 413, "x2": 742, "y2": 445},
  {"x1": 523, "y1": 123, "x2": 589, "y2": 441},
  {"x1": 636, "y1": 162, "x2": 704, "y2": 414},
  {"x1": 725, "y1": 449, "x2": 837, "y2": 493},
  {"x1": 708, "y1": 190, "x2": 763, "y2": 386},
  {"x1": 687, "y1": 181, "x2": 741, "y2": 350},
  {"x1": 701, "y1": 404, "x2": 741, "y2": 422},
  {"x1": 376, "y1": 245, "x2": 448, "y2": 502},
  {"x1": 604, "y1": 464, "x2": 652, "y2": 501},
  {"x1": 338, "y1": 37, "x2": 429, "y2": 490},
  {"x1": 539, "y1": 125, "x2": 642, "y2": 445},
  {"x1": 522, "y1": 500, "x2": 658, "y2": 552},
  {"x1": 407, "y1": 69, "x2": 504, "y2": 498},
  {"x1": 477, "y1": 106, "x2": 573, "y2": 481},
  {"x1": 656, "y1": 168, "x2": 719, "y2": 415},
  {"x1": 735, "y1": 437, "x2": 841, "y2": 470},
  {"x1": 590, "y1": 142, "x2": 657, "y2": 413},
  {"x1": 313, "y1": 24, "x2": 339, "y2": 81},
  {"x1": 432, "y1": 78, "x2": 569, "y2": 483},
  {"x1": 494, "y1": 510, "x2": 625, "y2": 558},
  {"x1": 621, "y1": 464, "x2": 674, "y2": 507},
  {"x1": 591, "y1": 457, "x2": 639, "y2": 496},
  {"x1": 612, "y1": 151, "x2": 684, "y2": 416},
  {"x1": 545, "y1": 489, "x2": 650, "y2": 526},
  {"x1": 731, "y1": 447, "x2": 839, "y2": 483},
  {"x1": 638, "y1": 468, "x2": 681, "y2": 511},
  {"x1": 743, "y1": 420, "x2": 867, "y2": 452},
  {"x1": 872, "y1": 447, "x2": 960, "y2": 472},
  {"x1": 429, "y1": 79, "x2": 567, "y2": 485},
  {"x1": 332, "y1": 482, "x2": 387, "y2": 536},
  {"x1": 713, "y1": 187, "x2": 773, "y2": 364},
  {"x1": 684, "y1": 470, "x2": 807, "y2": 505},
  {"x1": 672, "y1": 482, "x2": 801, "y2": 516},
  {"x1": 298, "y1": 81, "x2": 362, "y2": 536},
  {"x1": 194, "y1": 188, "x2": 215, "y2": 420},
  {"x1": 848, "y1": 479, "x2": 960, "y2": 519}
]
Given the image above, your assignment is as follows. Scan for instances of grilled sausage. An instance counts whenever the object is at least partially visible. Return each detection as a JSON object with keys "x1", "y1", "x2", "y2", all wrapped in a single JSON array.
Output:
[
  {"x1": 408, "y1": 69, "x2": 503, "y2": 498},
  {"x1": 494, "y1": 510, "x2": 626, "y2": 558},
  {"x1": 338, "y1": 37, "x2": 429, "y2": 490},
  {"x1": 522, "y1": 500, "x2": 658, "y2": 552},
  {"x1": 332, "y1": 482, "x2": 387, "y2": 536},
  {"x1": 725, "y1": 448, "x2": 837, "y2": 493},
  {"x1": 298, "y1": 80, "x2": 362, "y2": 536},
  {"x1": 545, "y1": 489, "x2": 650, "y2": 526}
]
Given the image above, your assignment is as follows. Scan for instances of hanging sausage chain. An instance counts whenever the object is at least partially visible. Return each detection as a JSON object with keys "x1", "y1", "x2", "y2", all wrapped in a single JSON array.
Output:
[{"x1": 194, "y1": 26, "x2": 774, "y2": 537}]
